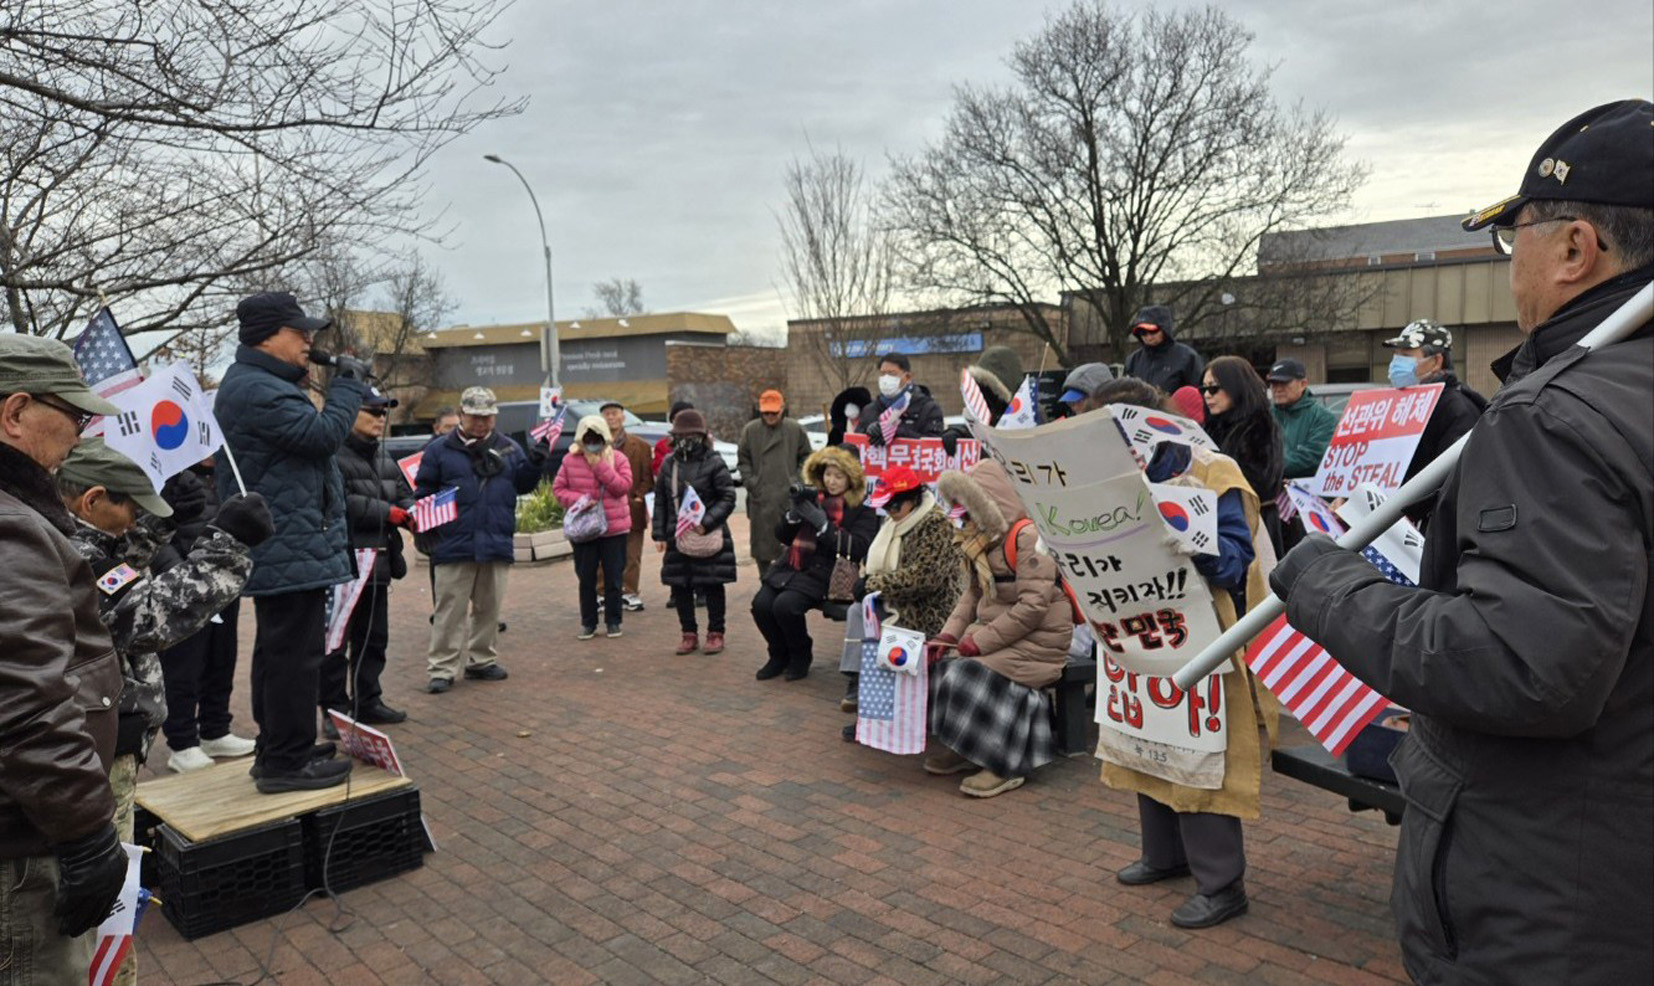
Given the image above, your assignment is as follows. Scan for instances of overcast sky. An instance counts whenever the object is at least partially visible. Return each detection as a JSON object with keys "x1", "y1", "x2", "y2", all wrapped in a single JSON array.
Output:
[{"x1": 416, "y1": 0, "x2": 1653, "y2": 337}]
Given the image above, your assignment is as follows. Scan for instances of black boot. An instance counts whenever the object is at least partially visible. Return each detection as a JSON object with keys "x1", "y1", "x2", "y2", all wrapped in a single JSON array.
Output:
[
  {"x1": 783, "y1": 654, "x2": 812, "y2": 681},
  {"x1": 755, "y1": 655, "x2": 788, "y2": 680},
  {"x1": 840, "y1": 673, "x2": 859, "y2": 712}
]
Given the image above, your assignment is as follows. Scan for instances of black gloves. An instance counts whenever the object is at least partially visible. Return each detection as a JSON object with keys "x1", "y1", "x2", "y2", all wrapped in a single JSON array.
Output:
[
  {"x1": 865, "y1": 425, "x2": 887, "y2": 447},
  {"x1": 794, "y1": 499, "x2": 828, "y2": 534},
  {"x1": 332, "y1": 354, "x2": 371, "y2": 380},
  {"x1": 527, "y1": 437, "x2": 551, "y2": 467},
  {"x1": 210, "y1": 492, "x2": 275, "y2": 547},
  {"x1": 940, "y1": 430, "x2": 959, "y2": 457},
  {"x1": 851, "y1": 575, "x2": 869, "y2": 601},
  {"x1": 161, "y1": 471, "x2": 208, "y2": 526},
  {"x1": 1268, "y1": 533, "x2": 1344, "y2": 601},
  {"x1": 52, "y1": 823, "x2": 127, "y2": 937}
]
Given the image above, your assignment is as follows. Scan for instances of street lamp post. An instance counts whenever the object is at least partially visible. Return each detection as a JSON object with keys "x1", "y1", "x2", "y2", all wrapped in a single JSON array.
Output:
[{"x1": 483, "y1": 154, "x2": 559, "y2": 388}]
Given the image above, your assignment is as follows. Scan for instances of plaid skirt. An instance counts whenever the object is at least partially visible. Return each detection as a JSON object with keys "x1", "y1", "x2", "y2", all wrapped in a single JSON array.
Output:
[{"x1": 929, "y1": 658, "x2": 1058, "y2": 779}]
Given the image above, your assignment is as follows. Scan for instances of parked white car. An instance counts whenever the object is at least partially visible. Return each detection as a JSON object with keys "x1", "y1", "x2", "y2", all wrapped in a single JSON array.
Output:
[{"x1": 796, "y1": 414, "x2": 830, "y2": 451}]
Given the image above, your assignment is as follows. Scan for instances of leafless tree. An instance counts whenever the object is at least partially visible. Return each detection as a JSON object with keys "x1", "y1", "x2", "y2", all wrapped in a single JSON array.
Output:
[
  {"x1": 882, "y1": 1, "x2": 1367, "y2": 366},
  {"x1": 587, "y1": 278, "x2": 646, "y2": 318},
  {"x1": 775, "y1": 143, "x2": 897, "y2": 392},
  {"x1": 0, "y1": 0, "x2": 520, "y2": 344}
]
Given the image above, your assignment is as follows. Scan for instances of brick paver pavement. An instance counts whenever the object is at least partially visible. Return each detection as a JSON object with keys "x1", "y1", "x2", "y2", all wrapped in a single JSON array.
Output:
[{"x1": 138, "y1": 517, "x2": 1407, "y2": 985}]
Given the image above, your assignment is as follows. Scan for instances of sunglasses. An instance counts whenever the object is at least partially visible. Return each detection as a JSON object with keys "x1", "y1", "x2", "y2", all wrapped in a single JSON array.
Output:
[
  {"x1": 1200, "y1": 385, "x2": 1223, "y2": 396},
  {"x1": 363, "y1": 407, "x2": 388, "y2": 418},
  {"x1": 32, "y1": 394, "x2": 95, "y2": 433}
]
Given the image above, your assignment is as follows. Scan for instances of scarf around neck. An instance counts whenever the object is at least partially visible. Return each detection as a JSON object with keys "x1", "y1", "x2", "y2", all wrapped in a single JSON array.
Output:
[
  {"x1": 864, "y1": 491, "x2": 935, "y2": 576},
  {"x1": 786, "y1": 494, "x2": 845, "y2": 571}
]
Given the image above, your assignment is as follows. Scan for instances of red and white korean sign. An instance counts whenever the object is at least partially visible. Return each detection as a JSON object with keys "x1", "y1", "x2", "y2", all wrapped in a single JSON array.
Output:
[
  {"x1": 844, "y1": 433, "x2": 980, "y2": 485},
  {"x1": 1310, "y1": 384, "x2": 1442, "y2": 498},
  {"x1": 1095, "y1": 655, "x2": 1228, "y2": 789}
]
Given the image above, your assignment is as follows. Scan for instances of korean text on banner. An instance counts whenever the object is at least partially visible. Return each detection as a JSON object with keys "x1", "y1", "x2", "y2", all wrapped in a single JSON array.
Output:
[
  {"x1": 1311, "y1": 384, "x2": 1442, "y2": 498},
  {"x1": 103, "y1": 363, "x2": 223, "y2": 491},
  {"x1": 1095, "y1": 654, "x2": 1229, "y2": 789},
  {"x1": 844, "y1": 433, "x2": 979, "y2": 486},
  {"x1": 967, "y1": 410, "x2": 1225, "y2": 677}
]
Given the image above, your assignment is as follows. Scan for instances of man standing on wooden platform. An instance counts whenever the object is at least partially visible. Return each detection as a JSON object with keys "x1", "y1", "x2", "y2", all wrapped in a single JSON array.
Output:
[{"x1": 0, "y1": 334, "x2": 128, "y2": 981}]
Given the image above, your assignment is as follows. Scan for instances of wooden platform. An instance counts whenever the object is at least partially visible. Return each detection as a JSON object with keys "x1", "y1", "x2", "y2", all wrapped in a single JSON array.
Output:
[{"x1": 136, "y1": 759, "x2": 412, "y2": 843}]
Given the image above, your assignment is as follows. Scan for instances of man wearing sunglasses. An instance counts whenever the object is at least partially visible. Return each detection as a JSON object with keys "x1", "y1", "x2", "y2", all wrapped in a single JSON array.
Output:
[
  {"x1": 214, "y1": 291, "x2": 369, "y2": 793},
  {"x1": 0, "y1": 334, "x2": 128, "y2": 979},
  {"x1": 1270, "y1": 99, "x2": 1653, "y2": 984}
]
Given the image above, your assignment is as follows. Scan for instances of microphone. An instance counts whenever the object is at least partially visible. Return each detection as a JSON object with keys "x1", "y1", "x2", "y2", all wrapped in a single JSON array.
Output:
[
  {"x1": 307, "y1": 348, "x2": 375, "y2": 381},
  {"x1": 307, "y1": 348, "x2": 338, "y2": 368}
]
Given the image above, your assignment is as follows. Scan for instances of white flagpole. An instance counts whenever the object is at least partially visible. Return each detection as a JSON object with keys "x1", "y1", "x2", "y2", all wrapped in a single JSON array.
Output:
[
  {"x1": 220, "y1": 441, "x2": 249, "y2": 496},
  {"x1": 1170, "y1": 282, "x2": 1654, "y2": 690}
]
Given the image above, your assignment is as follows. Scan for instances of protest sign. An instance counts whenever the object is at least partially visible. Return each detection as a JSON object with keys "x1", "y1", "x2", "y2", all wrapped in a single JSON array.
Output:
[
  {"x1": 968, "y1": 409, "x2": 1225, "y2": 677},
  {"x1": 1095, "y1": 655, "x2": 1228, "y2": 789},
  {"x1": 325, "y1": 710, "x2": 406, "y2": 775},
  {"x1": 844, "y1": 433, "x2": 980, "y2": 486},
  {"x1": 397, "y1": 450, "x2": 424, "y2": 489},
  {"x1": 1311, "y1": 384, "x2": 1442, "y2": 498},
  {"x1": 1337, "y1": 483, "x2": 1426, "y2": 585}
]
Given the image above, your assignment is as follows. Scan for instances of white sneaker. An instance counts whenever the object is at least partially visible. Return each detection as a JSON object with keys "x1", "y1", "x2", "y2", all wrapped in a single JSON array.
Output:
[
  {"x1": 623, "y1": 594, "x2": 645, "y2": 612},
  {"x1": 167, "y1": 746, "x2": 215, "y2": 773},
  {"x1": 199, "y1": 733, "x2": 257, "y2": 759}
]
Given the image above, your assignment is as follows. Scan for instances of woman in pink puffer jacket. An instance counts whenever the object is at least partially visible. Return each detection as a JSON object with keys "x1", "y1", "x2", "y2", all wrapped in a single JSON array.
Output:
[{"x1": 553, "y1": 414, "x2": 634, "y2": 639}]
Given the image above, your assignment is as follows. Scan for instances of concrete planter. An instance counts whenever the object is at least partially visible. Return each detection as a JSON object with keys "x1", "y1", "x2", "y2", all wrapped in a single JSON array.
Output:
[{"x1": 513, "y1": 527, "x2": 572, "y2": 564}]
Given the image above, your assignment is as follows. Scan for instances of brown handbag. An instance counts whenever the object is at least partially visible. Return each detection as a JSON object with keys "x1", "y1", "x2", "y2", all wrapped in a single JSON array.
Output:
[
  {"x1": 826, "y1": 531, "x2": 860, "y2": 602},
  {"x1": 672, "y1": 460, "x2": 724, "y2": 559}
]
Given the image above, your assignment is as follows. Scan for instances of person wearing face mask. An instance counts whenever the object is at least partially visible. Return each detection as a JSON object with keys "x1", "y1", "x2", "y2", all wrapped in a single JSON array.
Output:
[
  {"x1": 417, "y1": 386, "x2": 548, "y2": 693},
  {"x1": 827, "y1": 386, "x2": 871, "y2": 448},
  {"x1": 653, "y1": 410, "x2": 738, "y2": 655},
  {"x1": 751, "y1": 446, "x2": 879, "y2": 682},
  {"x1": 1381, "y1": 320, "x2": 1488, "y2": 529},
  {"x1": 864, "y1": 352, "x2": 944, "y2": 445},
  {"x1": 837, "y1": 466, "x2": 964, "y2": 735},
  {"x1": 553, "y1": 414, "x2": 635, "y2": 640}
]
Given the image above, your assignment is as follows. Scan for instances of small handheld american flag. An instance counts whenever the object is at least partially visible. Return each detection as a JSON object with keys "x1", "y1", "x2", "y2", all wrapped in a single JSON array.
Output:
[
  {"x1": 878, "y1": 391, "x2": 910, "y2": 443},
  {"x1": 959, "y1": 368, "x2": 992, "y2": 424},
  {"x1": 411, "y1": 487, "x2": 459, "y2": 531},
  {"x1": 531, "y1": 404, "x2": 567, "y2": 446}
]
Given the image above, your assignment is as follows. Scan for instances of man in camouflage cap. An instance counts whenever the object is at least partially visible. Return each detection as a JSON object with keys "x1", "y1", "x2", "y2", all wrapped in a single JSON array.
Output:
[
  {"x1": 0, "y1": 334, "x2": 125, "y2": 979},
  {"x1": 55, "y1": 437, "x2": 273, "y2": 985},
  {"x1": 1380, "y1": 318, "x2": 1488, "y2": 528}
]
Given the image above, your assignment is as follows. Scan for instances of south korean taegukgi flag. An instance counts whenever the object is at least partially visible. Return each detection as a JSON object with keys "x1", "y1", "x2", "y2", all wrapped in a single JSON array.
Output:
[{"x1": 102, "y1": 363, "x2": 223, "y2": 491}]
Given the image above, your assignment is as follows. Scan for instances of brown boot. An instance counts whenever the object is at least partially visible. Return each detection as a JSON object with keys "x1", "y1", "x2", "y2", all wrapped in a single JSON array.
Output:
[
  {"x1": 923, "y1": 747, "x2": 975, "y2": 776},
  {"x1": 675, "y1": 632, "x2": 698, "y2": 655},
  {"x1": 704, "y1": 632, "x2": 726, "y2": 655},
  {"x1": 959, "y1": 769, "x2": 1025, "y2": 798}
]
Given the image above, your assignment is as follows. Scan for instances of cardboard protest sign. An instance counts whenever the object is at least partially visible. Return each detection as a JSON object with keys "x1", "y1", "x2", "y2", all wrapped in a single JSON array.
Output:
[
  {"x1": 397, "y1": 450, "x2": 424, "y2": 489},
  {"x1": 967, "y1": 409, "x2": 1225, "y2": 677},
  {"x1": 845, "y1": 433, "x2": 979, "y2": 486},
  {"x1": 326, "y1": 710, "x2": 406, "y2": 776},
  {"x1": 1095, "y1": 654, "x2": 1228, "y2": 789},
  {"x1": 1311, "y1": 384, "x2": 1442, "y2": 498}
]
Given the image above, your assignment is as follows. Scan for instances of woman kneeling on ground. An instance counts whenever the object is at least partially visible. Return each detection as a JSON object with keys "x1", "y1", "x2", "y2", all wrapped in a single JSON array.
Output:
[
  {"x1": 1094, "y1": 377, "x2": 1279, "y2": 930},
  {"x1": 838, "y1": 465, "x2": 963, "y2": 738},
  {"x1": 925, "y1": 458, "x2": 1071, "y2": 798},
  {"x1": 752, "y1": 445, "x2": 878, "y2": 681}
]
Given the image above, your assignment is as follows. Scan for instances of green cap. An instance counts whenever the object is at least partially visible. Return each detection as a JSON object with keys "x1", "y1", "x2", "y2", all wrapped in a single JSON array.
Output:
[
  {"x1": 57, "y1": 438, "x2": 172, "y2": 518},
  {"x1": 0, "y1": 334, "x2": 121, "y2": 416}
]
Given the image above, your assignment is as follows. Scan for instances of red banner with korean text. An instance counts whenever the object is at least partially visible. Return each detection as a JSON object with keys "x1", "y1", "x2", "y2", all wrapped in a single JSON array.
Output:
[{"x1": 844, "y1": 433, "x2": 980, "y2": 486}]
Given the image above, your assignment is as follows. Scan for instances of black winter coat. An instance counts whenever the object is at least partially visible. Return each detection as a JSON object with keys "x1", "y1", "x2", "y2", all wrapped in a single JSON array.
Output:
[
  {"x1": 214, "y1": 345, "x2": 363, "y2": 595},
  {"x1": 1205, "y1": 409, "x2": 1284, "y2": 554},
  {"x1": 1124, "y1": 330, "x2": 1205, "y2": 394},
  {"x1": 868, "y1": 384, "x2": 945, "y2": 440},
  {"x1": 338, "y1": 432, "x2": 416, "y2": 584},
  {"x1": 653, "y1": 447, "x2": 738, "y2": 587},
  {"x1": 1401, "y1": 373, "x2": 1487, "y2": 529},
  {"x1": 763, "y1": 499, "x2": 879, "y2": 599},
  {"x1": 1284, "y1": 269, "x2": 1654, "y2": 985}
]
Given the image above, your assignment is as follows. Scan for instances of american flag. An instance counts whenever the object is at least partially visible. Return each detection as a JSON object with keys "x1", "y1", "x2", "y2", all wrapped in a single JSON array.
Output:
[
  {"x1": 878, "y1": 390, "x2": 910, "y2": 444},
  {"x1": 411, "y1": 487, "x2": 458, "y2": 531},
  {"x1": 89, "y1": 844, "x2": 144, "y2": 986},
  {"x1": 959, "y1": 367, "x2": 992, "y2": 423},
  {"x1": 72, "y1": 308, "x2": 143, "y2": 435},
  {"x1": 531, "y1": 404, "x2": 566, "y2": 446},
  {"x1": 1245, "y1": 541, "x2": 1415, "y2": 756},
  {"x1": 855, "y1": 594, "x2": 929, "y2": 755}
]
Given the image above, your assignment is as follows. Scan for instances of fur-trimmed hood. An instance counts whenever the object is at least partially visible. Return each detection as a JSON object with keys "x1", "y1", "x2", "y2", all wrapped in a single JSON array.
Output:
[
  {"x1": 572, "y1": 413, "x2": 612, "y2": 446},
  {"x1": 801, "y1": 444, "x2": 866, "y2": 508},
  {"x1": 936, "y1": 459, "x2": 1023, "y2": 542}
]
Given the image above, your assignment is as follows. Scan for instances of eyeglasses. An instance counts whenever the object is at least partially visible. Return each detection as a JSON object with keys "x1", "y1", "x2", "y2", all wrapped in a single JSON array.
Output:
[
  {"x1": 1200, "y1": 385, "x2": 1223, "y2": 396},
  {"x1": 363, "y1": 407, "x2": 388, "y2": 418},
  {"x1": 1490, "y1": 215, "x2": 1609, "y2": 256},
  {"x1": 31, "y1": 394, "x2": 95, "y2": 433}
]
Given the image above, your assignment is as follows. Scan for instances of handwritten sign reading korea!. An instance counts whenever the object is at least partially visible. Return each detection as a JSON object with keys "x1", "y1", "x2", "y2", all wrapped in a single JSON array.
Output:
[
  {"x1": 1311, "y1": 384, "x2": 1442, "y2": 498},
  {"x1": 966, "y1": 410, "x2": 1224, "y2": 677}
]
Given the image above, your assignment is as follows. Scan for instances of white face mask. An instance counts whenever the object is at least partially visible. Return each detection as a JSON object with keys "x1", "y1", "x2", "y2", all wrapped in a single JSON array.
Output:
[
  {"x1": 878, "y1": 374, "x2": 903, "y2": 399},
  {"x1": 843, "y1": 403, "x2": 860, "y2": 421}
]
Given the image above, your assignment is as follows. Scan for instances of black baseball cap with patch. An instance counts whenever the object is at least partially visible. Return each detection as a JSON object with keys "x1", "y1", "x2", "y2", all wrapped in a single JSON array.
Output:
[
  {"x1": 1265, "y1": 358, "x2": 1307, "y2": 382},
  {"x1": 1463, "y1": 99, "x2": 1654, "y2": 231}
]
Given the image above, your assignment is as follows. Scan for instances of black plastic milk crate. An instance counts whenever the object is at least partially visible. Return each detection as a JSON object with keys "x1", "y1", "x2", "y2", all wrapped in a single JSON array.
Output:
[
  {"x1": 153, "y1": 819, "x2": 307, "y2": 940},
  {"x1": 302, "y1": 787, "x2": 424, "y2": 894}
]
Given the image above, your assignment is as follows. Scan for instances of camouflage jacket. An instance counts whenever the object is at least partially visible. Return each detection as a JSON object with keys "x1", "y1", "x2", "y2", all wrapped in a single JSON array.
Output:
[{"x1": 68, "y1": 517, "x2": 252, "y2": 761}]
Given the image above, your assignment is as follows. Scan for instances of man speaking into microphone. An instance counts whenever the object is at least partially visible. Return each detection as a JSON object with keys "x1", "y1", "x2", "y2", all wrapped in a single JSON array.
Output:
[{"x1": 214, "y1": 292, "x2": 367, "y2": 793}]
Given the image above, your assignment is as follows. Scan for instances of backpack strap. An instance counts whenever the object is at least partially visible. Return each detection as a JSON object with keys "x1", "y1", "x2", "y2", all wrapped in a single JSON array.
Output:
[{"x1": 1003, "y1": 517, "x2": 1034, "y2": 569}]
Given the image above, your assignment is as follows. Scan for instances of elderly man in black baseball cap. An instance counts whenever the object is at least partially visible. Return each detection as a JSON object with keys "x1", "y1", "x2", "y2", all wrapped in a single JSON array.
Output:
[
  {"x1": 1264, "y1": 358, "x2": 1337, "y2": 481},
  {"x1": 1270, "y1": 99, "x2": 1653, "y2": 985},
  {"x1": 0, "y1": 334, "x2": 127, "y2": 977}
]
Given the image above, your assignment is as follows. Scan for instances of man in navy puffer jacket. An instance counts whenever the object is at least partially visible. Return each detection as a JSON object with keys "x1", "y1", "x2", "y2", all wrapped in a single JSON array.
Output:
[
  {"x1": 214, "y1": 292, "x2": 365, "y2": 793},
  {"x1": 416, "y1": 386, "x2": 545, "y2": 693}
]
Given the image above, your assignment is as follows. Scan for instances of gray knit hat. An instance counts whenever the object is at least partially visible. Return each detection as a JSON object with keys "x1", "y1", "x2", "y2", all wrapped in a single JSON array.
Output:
[{"x1": 969, "y1": 345, "x2": 1024, "y2": 402}]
